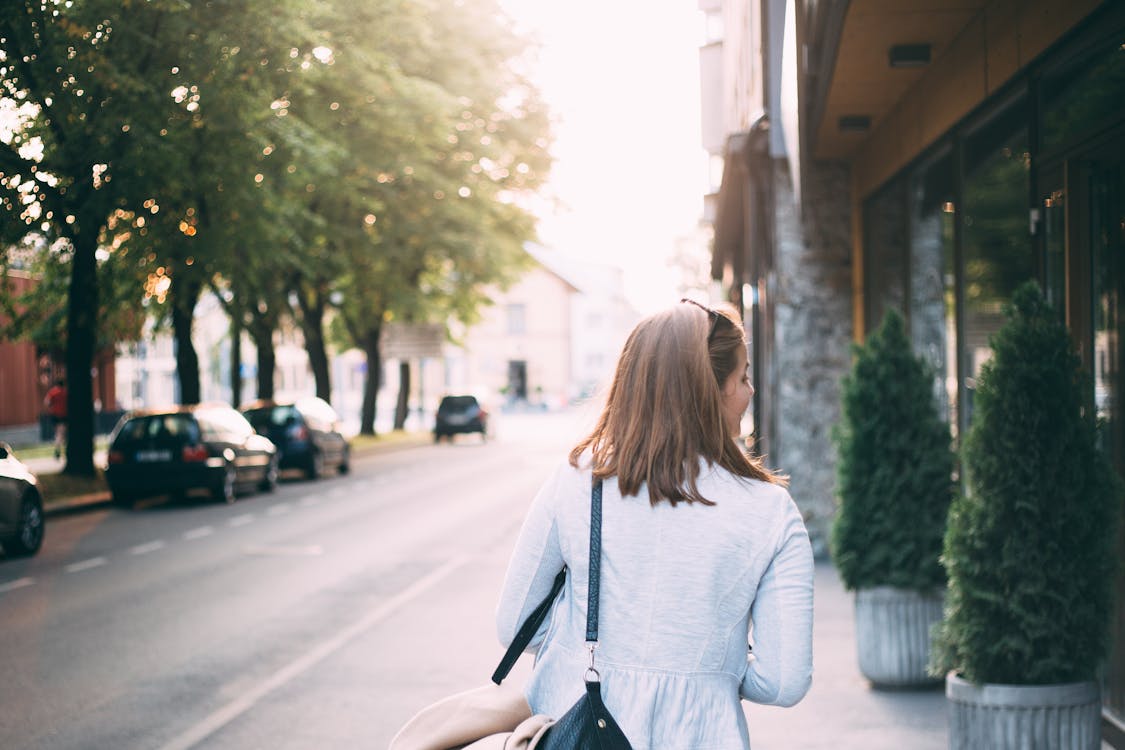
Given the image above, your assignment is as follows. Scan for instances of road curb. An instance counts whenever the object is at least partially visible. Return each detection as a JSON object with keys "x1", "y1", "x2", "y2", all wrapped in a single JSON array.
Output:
[{"x1": 41, "y1": 431, "x2": 432, "y2": 518}]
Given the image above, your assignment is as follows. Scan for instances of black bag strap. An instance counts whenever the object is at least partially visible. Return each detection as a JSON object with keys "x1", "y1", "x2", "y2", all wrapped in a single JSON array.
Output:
[
  {"x1": 491, "y1": 477, "x2": 604, "y2": 685},
  {"x1": 585, "y1": 478, "x2": 602, "y2": 643}
]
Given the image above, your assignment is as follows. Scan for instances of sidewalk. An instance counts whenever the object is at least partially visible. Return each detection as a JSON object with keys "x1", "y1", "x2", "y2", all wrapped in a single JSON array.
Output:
[{"x1": 745, "y1": 560, "x2": 947, "y2": 750}]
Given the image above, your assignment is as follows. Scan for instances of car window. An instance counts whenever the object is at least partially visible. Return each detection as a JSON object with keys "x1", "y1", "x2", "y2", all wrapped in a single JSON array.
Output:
[
  {"x1": 439, "y1": 396, "x2": 479, "y2": 413},
  {"x1": 243, "y1": 406, "x2": 296, "y2": 430},
  {"x1": 196, "y1": 408, "x2": 254, "y2": 441},
  {"x1": 297, "y1": 397, "x2": 338, "y2": 428},
  {"x1": 115, "y1": 414, "x2": 200, "y2": 443}
]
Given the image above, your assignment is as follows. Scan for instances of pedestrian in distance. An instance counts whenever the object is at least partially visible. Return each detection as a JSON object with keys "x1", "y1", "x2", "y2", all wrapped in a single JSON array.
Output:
[
  {"x1": 44, "y1": 377, "x2": 67, "y2": 460},
  {"x1": 496, "y1": 299, "x2": 815, "y2": 749}
]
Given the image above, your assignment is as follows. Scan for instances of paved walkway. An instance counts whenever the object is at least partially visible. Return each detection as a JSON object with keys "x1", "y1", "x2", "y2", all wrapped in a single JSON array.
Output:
[{"x1": 745, "y1": 560, "x2": 947, "y2": 750}]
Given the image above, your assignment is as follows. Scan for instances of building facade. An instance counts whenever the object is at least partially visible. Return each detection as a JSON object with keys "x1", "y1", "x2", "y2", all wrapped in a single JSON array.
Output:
[{"x1": 701, "y1": 0, "x2": 1124, "y2": 740}]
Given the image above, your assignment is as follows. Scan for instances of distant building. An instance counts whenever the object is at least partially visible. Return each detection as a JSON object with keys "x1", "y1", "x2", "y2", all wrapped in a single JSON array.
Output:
[
  {"x1": 0, "y1": 269, "x2": 117, "y2": 445},
  {"x1": 442, "y1": 245, "x2": 638, "y2": 411}
]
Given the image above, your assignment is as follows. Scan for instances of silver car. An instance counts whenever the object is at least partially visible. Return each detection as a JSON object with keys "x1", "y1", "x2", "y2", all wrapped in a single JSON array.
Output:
[{"x1": 0, "y1": 442, "x2": 45, "y2": 557}]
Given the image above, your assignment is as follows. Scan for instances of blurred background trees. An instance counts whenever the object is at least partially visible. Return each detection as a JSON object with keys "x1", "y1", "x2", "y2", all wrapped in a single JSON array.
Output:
[{"x1": 0, "y1": 0, "x2": 552, "y2": 472}]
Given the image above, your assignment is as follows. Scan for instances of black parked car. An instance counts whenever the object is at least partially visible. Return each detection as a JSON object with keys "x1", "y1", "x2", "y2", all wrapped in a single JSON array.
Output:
[
  {"x1": 105, "y1": 405, "x2": 278, "y2": 507},
  {"x1": 434, "y1": 395, "x2": 488, "y2": 442},
  {"x1": 241, "y1": 397, "x2": 350, "y2": 479},
  {"x1": 0, "y1": 442, "x2": 44, "y2": 557}
]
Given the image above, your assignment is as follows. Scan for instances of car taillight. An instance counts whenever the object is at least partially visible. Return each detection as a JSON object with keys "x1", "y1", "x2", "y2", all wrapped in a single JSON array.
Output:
[
  {"x1": 182, "y1": 444, "x2": 209, "y2": 462},
  {"x1": 107, "y1": 450, "x2": 125, "y2": 465}
]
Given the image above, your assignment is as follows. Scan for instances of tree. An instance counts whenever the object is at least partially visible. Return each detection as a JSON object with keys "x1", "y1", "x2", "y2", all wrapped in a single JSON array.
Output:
[
  {"x1": 297, "y1": 0, "x2": 550, "y2": 434},
  {"x1": 0, "y1": 0, "x2": 189, "y2": 475}
]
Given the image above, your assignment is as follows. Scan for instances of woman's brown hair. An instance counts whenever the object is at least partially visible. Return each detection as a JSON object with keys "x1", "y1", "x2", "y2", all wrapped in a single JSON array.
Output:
[{"x1": 569, "y1": 301, "x2": 785, "y2": 505}]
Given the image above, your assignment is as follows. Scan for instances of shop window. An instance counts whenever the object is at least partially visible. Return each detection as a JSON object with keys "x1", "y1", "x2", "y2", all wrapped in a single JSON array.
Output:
[
  {"x1": 863, "y1": 178, "x2": 908, "y2": 335},
  {"x1": 1090, "y1": 160, "x2": 1125, "y2": 726},
  {"x1": 909, "y1": 150, "x2": 958, "y2": 431},
  {"x1": 961, "y1": 100, "x2": 1034, "y2": 426},
  {"x1": 1042, "y1": 36, "x2": 1125, "y2": 154}
]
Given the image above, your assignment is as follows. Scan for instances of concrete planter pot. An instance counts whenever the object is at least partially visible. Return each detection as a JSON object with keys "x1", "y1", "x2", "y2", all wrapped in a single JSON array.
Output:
[
  {"x1": 854, "y1": 586, "x2": 943, "y2": 687},
  {"x1": 946, "y1": 673, "x2": 1101, "y2": 749}
]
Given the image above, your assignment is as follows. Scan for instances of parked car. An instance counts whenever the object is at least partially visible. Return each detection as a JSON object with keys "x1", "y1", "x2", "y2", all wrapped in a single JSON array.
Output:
[
  {"x1": 105, "y1": 405, "x2": 278, "y2": 507},
  {"x1": 0, "y1": 442, "x2": 44, "y2": 557},
  {"x1": 434, "y1": 395, "x2": 488, "y2": 442},
  {"x1": 240, "y1": 397, "x2": 350, "y2": 479}
]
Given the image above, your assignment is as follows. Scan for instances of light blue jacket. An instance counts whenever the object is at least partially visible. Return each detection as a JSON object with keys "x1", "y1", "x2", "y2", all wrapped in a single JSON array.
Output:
[{"x1": 497, "y1": 458, "x2": 814, "y2": 750}]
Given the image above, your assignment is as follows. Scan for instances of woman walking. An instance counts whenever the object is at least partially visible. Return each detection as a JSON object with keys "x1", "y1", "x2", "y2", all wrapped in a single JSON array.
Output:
[{"x1": 496, "y1": 300, "x2": 814, "y2": 749}]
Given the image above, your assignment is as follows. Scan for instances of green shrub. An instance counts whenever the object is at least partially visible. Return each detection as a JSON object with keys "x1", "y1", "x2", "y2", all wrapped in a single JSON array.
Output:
[
  {"x1": 831, "y1": 309, "x2": 955, "y2": 591},
  {"x1": 931, "y1": 282, "x2": 1121, "y2": 684}
]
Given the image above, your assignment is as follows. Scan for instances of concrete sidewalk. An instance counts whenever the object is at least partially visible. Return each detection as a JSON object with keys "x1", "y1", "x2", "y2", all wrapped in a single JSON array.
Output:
[{"x1": 745, "y1": 560, "x2": 947, "y2": 749}]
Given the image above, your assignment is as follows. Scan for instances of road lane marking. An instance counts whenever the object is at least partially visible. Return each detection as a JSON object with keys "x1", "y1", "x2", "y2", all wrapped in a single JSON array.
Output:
[
  {"x1": 228, "y1": 514, "x2": 254, "y2": 527},
  {"x1": 155, "y1": 555, "x2": 471, "y2": 750},
  {"x1": 130, "y1": 540, "x2": 166, "y2": 556},
  {"x1": 266, "y1": 503, "x2": 290, "y2": 516},
  {"x1": 0, "y1": 577, "x2": 34, "y2": 593},
  {"x1": 66, "y1": 557, "x2": 107, "y2": 573},
  {"x1": 242, "y1": 544, "x2": 323, "y2": 557},
  {"x1": 183, "y1": 526, "x2": 214, "y2": 540}
]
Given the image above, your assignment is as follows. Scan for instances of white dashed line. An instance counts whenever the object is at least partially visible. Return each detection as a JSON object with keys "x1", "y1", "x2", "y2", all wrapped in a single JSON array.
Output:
[
  {"x1": 130, "y1": 540, "x2": 167, "y2": 556},
  {"x1": 0, "y1": 577, "x2": 34, "y2": 593},
  {"x1": 266, "y1": 504, "x2": 290, "y2": 516},
  {"x1": 183, "y1": 526, "x2": 214, "y2": 540},
  {"x1": 66, "y1": 557, "x2": 107, "y2": 573},
  {"x1": 228, "y1": 514, "x2": 254, "y2": 527}
]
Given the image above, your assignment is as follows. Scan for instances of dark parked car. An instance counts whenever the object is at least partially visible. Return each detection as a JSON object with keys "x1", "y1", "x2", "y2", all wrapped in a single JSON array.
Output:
[
  {"x1": 241, "y1": 397, "x2": 350, "y2": 479},
  {"x1": 105, "y1": 405, "x2": 278, "y2": 507},
  {"x1": 0, "y1": 442, "x2": 44, "y2": 557},
  {"x1": 434, "y1": 395, "x2": 488, "y2": 442}
]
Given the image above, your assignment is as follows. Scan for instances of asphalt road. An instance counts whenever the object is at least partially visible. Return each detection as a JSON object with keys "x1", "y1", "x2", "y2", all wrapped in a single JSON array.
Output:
[{"x1": 0, "y1": 411, "x2": 588, "y2": 750}]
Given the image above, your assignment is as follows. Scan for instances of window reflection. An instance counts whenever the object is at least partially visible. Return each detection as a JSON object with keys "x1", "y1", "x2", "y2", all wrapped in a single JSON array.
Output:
[
  {"x1": 863, "y1": 180, "x2": 908, "y2": 334},
  {"x1": 909, "y1": 152, "x2": 957, "y2": 433},
  {"x1": 1042, "y1": 38, "x2": 1125, "y2": 153},
  {"x1": 962, "y1": 102, "x2": 1034, "y2": 426}
]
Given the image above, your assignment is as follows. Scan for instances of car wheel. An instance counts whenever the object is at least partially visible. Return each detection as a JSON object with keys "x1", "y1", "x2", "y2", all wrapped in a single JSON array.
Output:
[
  {"x1": 3, "y1": 492, "x2": 44, "y2": 557},
  {"x1": 259, "y1": 454, "x2": 279, "y2": 493},
  {"x1": 306, "y1": 450, "x2": 324, "y2": 480},
  {"x1": 213, "y1": 463, "x2": 237, "y2": 504},
  {"x1": 337, "y1": 445, "x2": 350, "y2": 475}
]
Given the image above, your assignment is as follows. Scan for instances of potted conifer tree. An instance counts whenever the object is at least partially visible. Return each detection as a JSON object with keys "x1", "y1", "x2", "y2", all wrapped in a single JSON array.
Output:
[
  {"x1": 831, "y1": 309, "x2": 954, "y2": 687},
  {"x1": 932, "y1": 282, "x2": 1121, "y2": 748}
]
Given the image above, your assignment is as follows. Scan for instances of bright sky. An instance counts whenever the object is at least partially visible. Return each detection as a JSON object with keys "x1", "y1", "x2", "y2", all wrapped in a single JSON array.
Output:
[{"x1": 499, "y1": 0, "x2": 710, "y2": 314}]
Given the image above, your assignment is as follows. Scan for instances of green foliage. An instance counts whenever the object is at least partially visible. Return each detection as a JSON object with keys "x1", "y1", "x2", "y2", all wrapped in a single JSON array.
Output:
[
  {"x1": 931, "y1": 282, "x2": 1121, "y2": 684},
  {"x1": 831, "y1": 309, "x2": 955, "y2": 591}
]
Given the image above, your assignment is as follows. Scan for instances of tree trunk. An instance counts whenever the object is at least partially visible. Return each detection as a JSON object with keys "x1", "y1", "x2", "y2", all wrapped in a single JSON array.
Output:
[
  {"x1": 171, "y1": 275, "x2": 203, "y2": 405},
  {"x1": 298, "y1": 290, "x2": 332, "y2": 403},
  {"x1": 360, "y1": 324, "x2": 382, "y2": 435},
  {"x1": 394, "y1": 360, "x2": 410, "y2": 430},
  {"x1": 248, "y1": 319, "x2": 276, "y2": 400},
  {"x1": 63, "y1": 231, "x2": 98, "y2": 477},
  {"x1": 229, "y1": 312, "x2": 243, "y2": 407}
]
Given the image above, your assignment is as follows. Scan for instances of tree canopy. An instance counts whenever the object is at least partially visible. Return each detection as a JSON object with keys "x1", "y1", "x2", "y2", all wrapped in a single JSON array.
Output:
[{"x1": 1, "y1": 0, "x2": 552, "y2": 462}]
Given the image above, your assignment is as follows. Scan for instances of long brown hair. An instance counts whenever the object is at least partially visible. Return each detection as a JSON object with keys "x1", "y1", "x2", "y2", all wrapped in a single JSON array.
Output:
[{"x1": 570, "y1": 302, "x2": 785, "y2": 505}]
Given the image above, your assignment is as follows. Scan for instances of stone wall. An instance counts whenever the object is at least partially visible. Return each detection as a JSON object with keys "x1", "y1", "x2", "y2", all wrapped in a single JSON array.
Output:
[{"x1": 771, "y1": 159, "x2": 853, "y2": 555}]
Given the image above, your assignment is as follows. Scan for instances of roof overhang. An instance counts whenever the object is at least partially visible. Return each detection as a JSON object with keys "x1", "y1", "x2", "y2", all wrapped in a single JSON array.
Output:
[{"x1": 807, "y1": 0, "x2": 987, "y2": 161}]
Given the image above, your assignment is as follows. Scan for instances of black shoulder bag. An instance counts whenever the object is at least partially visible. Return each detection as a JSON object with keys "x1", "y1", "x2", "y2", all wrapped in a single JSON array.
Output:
[{"x1": 490, "y1": 478, "x2": 633, "y2": 750}]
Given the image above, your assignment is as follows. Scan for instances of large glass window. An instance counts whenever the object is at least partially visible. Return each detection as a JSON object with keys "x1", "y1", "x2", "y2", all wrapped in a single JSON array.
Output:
[
  {"x1": 961, "y1": 100, "x2": 1034, "y2": 426},
  {"x1": 863, "y1": 178, "x2": 908, "y2": 334},
  {"x1": 1090, "y1": 159, "x2": 1125, "y2": 724},
  {"x1": 1042, "y1": 37, "x2": 1125, "y2": 154},
  {"x1": 909, "y1": 151, "x2": 958, "y2": 430}
]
